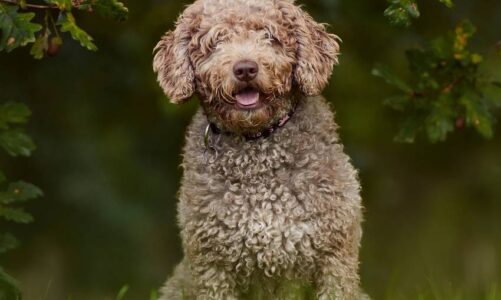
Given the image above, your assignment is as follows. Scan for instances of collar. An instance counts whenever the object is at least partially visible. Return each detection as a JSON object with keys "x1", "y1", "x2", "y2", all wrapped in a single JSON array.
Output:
[{"x1": 204, "y1": 104, "x2": 297, "y2": 149}]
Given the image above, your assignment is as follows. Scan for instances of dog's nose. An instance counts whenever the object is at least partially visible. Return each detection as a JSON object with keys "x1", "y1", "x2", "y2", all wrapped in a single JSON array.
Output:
[{"x1": 233, "y1": 60, "x2": 258, "y2": 81}]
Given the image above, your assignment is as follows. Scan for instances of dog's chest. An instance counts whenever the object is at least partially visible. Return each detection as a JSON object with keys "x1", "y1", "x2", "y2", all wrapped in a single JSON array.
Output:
[{"x1": 201, "y1": 140, "x2": 324, "y2": 276}]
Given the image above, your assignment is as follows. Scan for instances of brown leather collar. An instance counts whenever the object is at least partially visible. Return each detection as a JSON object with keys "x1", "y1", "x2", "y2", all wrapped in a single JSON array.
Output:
[{"x1": 204, "y1": 104, "x2": 297, "y2": 149}]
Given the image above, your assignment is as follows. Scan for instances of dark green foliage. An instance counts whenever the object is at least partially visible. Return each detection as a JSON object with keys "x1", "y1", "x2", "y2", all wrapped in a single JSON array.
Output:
[
  {"x1": 0, "y1": 4, "x2": 41, "y2": 52},
  {"x1": 0, "y1": 129, "x2": 36, "y2": 156},
  {"x1": 0, "y1": 267, "x2": 21, "y2": 300},
  {"x1": 0, "y1": 102, "x2": 31, "y2": 126},
  {"x1": 0, "y1": 101, "x2": 41, "y2": 298},
  {"x1": 80, "y1": 0, "x2": 129, "y2": 21},
  {"x1": 438, "y1": 0, "x2": 454, "y2": 8},
  {"x1": 0, "y1": 180, "x2": 42, "y2": 223},
  {"x1": 374, "y1": 21, "x2": 500, "y2": 142},
  {"x1": 0, "y1": 0, "x2": 128, "y2": 57},
  {"x1": 0, "y1": 181, "x2": 43, "y2": 205},
  {"x1": 29, "y1": 26, "x2": 50, "y2": 59},
  {"x1": 57, "y1": 11, "x2": 97, "y2": 51},
  {"x1": 384, "y1": 0, "x2": 420, "y2": 27},
  {"x1": 0, "y1": 233, "x2": 18, "y2": 254},
  {"x1": 384, "y1": 0, "x2": 453, "y2": 27},
  {"x1": 0, "y1": 102, "x2": 35, "y2": 156}
]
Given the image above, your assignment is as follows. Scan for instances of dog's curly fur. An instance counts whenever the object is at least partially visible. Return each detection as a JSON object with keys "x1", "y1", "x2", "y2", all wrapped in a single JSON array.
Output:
[{"x1": 153, "y1": 0, "x2": 365, "y2": 299}]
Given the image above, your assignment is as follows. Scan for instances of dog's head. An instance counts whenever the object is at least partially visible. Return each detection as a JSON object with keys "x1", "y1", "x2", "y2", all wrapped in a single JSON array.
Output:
[{"x1": 153, "y1": 0, "x2": 340, "y2": 134}]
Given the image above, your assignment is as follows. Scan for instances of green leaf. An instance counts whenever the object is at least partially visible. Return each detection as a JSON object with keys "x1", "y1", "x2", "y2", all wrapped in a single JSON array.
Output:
[
  {"x1": 438, "y1": 0, "x2": 454, "y2": 7},
  {"x1": 0, "y1": 233, "x2": 19, "y2": 254},
  {"x1": 0, "y1": 206, "x2": 33, "y2": 223},
  {"x1": 406, "y1": 48, "x2": 437, "y2": 74},
  {"x1": 424, "y1": 96, "x2": 455, "y2": 142},
  {"x1": 470, "y1": 53, "x2": 482, "y2": 64},
  {"x1": 0, "y1": 129, "x2": 36, "y2": 157},
  {"x1": 0, "y1": 181, "x2": 43, "y2": 205},
  {"x1": 372, "y1": 64, "x2": 413, "y2": 93},
  {"x1": 384, "y1": 0, "x2": 420, "y2": 27},
  {"x1": 57, "y1": 12, "x2": 97, "y2": 51},
  {"x1": 81, "y1": 0, "x2": 129, "y2": 21},
  {"x1": 30, "y1": 28, "x2": 50, "y2": 59},
  {"x1": 491, "y1": 81, "x2": 501, "y2": 88},
  {"x1": 18, "y1": 0, "x2": 27, "y2": 9},
  {"x1": 453, "y1": 20, "x2": 476, "y2": 60},
  {"x1": 0, "y1": 266, "x2": 21, "y2": 300},
  {"x1": 460, "y1": 96, "x2": 494, "y2": 138},
  {"x1": 0, "y1": 4, "x2": 42, "y2": 52},
  {"x1": 395, "y1": 115, "x2": 424, "y2": 143},
  {"x1": 383, "y1": 95, "x2": 410, "y2": 111},
  {"x1": 0, "y1": 102, "x2": 31, "y2": 127},
  {"x1": 457, "y1": 20, "x2": 476, "y2": 37}
]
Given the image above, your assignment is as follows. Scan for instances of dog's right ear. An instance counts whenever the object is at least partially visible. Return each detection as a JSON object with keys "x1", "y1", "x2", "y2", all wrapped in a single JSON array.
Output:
[
  {"x1": 153, "y1": 5, "x2": 201, "y2": 104},
  {"x1": 277, "y1": 0, "x2": 340, "y2": 96}
]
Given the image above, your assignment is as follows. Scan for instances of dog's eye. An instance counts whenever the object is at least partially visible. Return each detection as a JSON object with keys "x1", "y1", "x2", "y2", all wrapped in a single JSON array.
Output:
[
  {"x1": 208, "y1": 37, "x2": 225, "y2": 52},
  {"x1": 263, "y1": 31, "x2": 280, "y2": 45},
  {"x1": 263, "y1": 32, "x2": 276, "y2": 42}
]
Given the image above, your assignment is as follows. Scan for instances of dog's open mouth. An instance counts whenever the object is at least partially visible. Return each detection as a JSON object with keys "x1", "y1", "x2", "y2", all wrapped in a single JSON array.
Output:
[{"x1": 235, "y1": 87, "x2": 261, "y2": 109}]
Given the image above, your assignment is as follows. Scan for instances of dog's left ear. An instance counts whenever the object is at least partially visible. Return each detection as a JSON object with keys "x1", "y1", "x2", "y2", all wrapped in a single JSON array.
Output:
[
  {"x1": 153, "y1": 4, "x2": 201, "y2": 104},
  {"x1": 279, "y1": 1, "x2": 340, "y2": 96}
]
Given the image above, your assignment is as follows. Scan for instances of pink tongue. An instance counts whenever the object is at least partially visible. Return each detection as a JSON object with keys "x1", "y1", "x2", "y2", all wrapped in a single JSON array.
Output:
[{"x1": 236, "y1": 89, "x2": 259, "y2": 106}]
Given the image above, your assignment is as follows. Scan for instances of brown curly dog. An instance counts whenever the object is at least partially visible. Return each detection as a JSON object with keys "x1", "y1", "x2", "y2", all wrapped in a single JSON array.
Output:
[{"x1": 153, "y1": 0, "x2": 366, "y2": 299}]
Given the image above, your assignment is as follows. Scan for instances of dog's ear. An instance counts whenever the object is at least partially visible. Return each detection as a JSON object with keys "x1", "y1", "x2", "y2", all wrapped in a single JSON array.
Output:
[
  {"x1": 278, "y1": 1, "x2": 340, "y2": 96},
  {"x1": 153, "y1": 4, "x2": 201, "y2": 104}
]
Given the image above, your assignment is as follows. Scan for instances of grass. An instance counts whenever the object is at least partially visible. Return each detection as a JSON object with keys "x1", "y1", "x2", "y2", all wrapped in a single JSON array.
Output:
[{"x1": 65, "y1": 282, "x2": 501, "y2": 300}]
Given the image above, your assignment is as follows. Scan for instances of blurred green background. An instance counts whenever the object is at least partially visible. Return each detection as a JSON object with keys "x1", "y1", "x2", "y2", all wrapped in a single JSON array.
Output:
[{"x1": 1, "y1": 0, "x2": 500, "y2": 299}]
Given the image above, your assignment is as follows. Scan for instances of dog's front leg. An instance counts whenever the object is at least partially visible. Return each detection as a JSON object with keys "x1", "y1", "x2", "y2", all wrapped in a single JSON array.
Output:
[
  {"x1": 314, "y1": 254, "x2": 361, "y2": 300},
  {"x1": 314, "y1": 221, "x2": 363, "y2": 300},
  {"x1": 191, "y1": 262, "x2": 240, "y2": 300}
]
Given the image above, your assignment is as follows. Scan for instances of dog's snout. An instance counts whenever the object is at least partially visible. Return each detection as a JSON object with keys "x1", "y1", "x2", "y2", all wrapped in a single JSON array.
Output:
[{"x1": 233, "y1": 60, "x2": 258, "y2": 81}]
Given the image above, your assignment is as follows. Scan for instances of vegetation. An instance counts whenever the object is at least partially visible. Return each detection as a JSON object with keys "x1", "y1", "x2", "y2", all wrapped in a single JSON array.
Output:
[
  {"x1": 1, "y1": 0, "x2": 127, "y2": 298},
  {"x1": 0, "y1": 102, "x2": 42, "y2": 299},
  {"x1": 0, "y1": 0, "x2": 128, "y2": 57},
  {"x1": 376, "y1": 0, "x2": 501, "y2": 142},
  {"x1": 373, "y1": 21, "x2": 500, "y2": 142},
  {"x1": 383, "y1": 0, "x2": 453, "y2": 27}
]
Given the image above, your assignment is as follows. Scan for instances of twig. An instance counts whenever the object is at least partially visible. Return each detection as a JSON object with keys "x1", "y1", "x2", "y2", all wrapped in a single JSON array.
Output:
[
  {"x1": 0, "y1": 0, "x2": 57, "y2": 9},
  {"x1": 48, "y1": 8, "x2": 60, "y2": 38}
]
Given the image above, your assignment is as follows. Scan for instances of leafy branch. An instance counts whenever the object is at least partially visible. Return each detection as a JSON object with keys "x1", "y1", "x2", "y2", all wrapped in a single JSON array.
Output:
[
  {"x1": 0, "y1": 0, "x2": 128, "y2": 58},
  {"x1": 0, "y1": 102, "x2": 43, "y2": 298},
  {"x1": 1, "y1": 1, "x2": 129, "y2": 297},
  {"x1": 1, "y1": 0, "x2": 57, "y2": 10},
  {"x1": 378, "y1": 0, "x2": 500, "y2": 143},
  {"x1": 384, "y1": 0, "x2": 453, "y2": 27},
  {"x1": 373, "y1": 21, "x2": 501, "y2": 143}
]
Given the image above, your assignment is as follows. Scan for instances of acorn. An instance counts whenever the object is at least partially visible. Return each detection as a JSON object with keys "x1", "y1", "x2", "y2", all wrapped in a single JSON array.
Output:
[
  {"x1": 47, "y1": 37, "x2": 62, "y2": 57},
  {"x1": 455, "y1": 116, "x2": 465, "y2": 129}
]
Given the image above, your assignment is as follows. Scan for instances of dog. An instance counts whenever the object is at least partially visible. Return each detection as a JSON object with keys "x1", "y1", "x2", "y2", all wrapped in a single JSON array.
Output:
[{"x1": 153, "y1": 0, "x2": 365, "y2": 299}]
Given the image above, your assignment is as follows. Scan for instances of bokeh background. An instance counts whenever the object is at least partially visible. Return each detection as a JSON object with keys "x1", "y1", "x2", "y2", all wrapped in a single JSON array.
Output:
[{"x1": 1, "y1": 0, "x2": 501, "y2": 299}]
